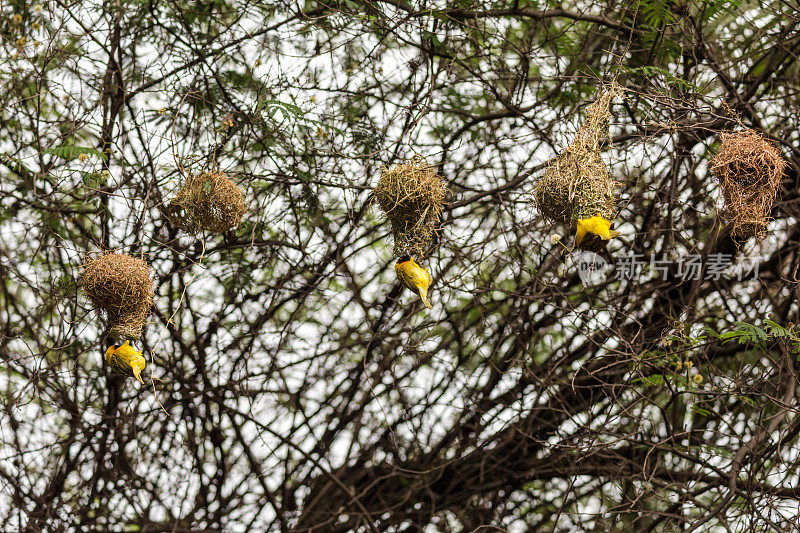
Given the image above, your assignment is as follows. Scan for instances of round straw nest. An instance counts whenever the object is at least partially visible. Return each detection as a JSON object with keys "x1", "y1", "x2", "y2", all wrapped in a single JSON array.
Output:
[
  {"x1": 166, "y1": 171, "x2": 246, "y2": 234},
  {"x1": 711, "y1": 129, "x2": 785, "y2": 239},
  {"x1": 373, "y1": 156, "x2": 448, "y2": 258},
  {"x1": 80, "y1": 252, "x2": 154, "y2": 340},
  {"x1": 532, "y1": 86, "x2": 620, "y2": 227}
]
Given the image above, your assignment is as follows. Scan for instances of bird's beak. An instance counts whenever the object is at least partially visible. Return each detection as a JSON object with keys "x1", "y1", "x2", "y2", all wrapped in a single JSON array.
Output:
[{"x1": 133, "y1": 368, "x2": 143, "y2": 384}]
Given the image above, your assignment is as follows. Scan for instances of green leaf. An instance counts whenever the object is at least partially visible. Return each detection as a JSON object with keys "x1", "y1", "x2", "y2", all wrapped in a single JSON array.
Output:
[
  {"x1": 81, "y1": 172, "x2": 103, "y2": 188},
  {"x1": 42, "y1": 145, "x2": 105, "y2": 161},
  {"x1": 691, "y1": 405, "x2": 711, "y2": 416},
  {"x1": 738, "y1": 395, "x2": 757, "y2": 408},
  {"x1": 0, "y1": 153, "x2": 35, "y2": 178},
  {"x1": 422, "y1": 30, "x2": 442, "y2": 47},
  {"x1": 637, "y1": 0, "x2": 676, "y2": 26},
  {"x1": 633, "y1": 374, "x2": 664, "y2": 387},
  {"x1": 259, "y1": 99, "x2": 304, "y2": 120}
]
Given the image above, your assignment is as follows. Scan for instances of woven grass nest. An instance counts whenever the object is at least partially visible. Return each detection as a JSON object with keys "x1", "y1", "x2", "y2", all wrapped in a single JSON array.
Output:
[
  {"x1": 533, "y1": 86, "x2": 620, "y2": 227},
  {"x1": 80, "y1": 252, "x2": 154, "y2": 340},
  {"x1": 373, "y1": 156, "x2": 448, "y2": 258},
  {"x1": 711, "y1": 129, "x2": 785, "y2": 239},
  {"x1": 166, "y1": 171, "x2": 246, "y2": 234}
]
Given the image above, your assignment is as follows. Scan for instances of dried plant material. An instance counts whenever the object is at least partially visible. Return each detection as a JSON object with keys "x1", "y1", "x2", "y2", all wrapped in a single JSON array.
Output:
[
  {"x1": 166, "y1": 171, "x2": 246, "y2": 234},
  {"x1": 533, "y1": 86, "x2": 620, "y2": 227},
  {"x1": 711, "y1": 129, "x2": 785, "y2": 239},
  {"x1": 80, "y1": 252, "x2": 154, "y2": 340},
  {"x1": 374, "y1": 156, "x2": 448, "y2": 258}
]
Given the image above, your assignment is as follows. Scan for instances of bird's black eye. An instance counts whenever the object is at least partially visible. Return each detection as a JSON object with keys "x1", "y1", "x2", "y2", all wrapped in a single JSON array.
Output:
[{"x1": 398, "y1": 255, "x2": 411, "y2": 262}]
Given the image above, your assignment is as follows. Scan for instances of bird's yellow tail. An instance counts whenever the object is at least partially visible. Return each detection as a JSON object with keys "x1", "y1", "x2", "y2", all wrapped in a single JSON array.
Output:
[{"x1": 419, "y1": 289, "x2": 432, "y2": 309}]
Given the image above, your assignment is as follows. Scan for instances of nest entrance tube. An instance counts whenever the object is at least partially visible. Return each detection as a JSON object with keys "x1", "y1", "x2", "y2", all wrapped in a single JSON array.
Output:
[
  {"x1": 80, "y1": 252, "x2": 154, "y2": 340},
  {"x1": 373, "y1": 156, "x2": 447, "y2": 259},
  {"x1": 711, "y1": 129, "x2": 785, "y2": 240},
  {"x1": 166, "y1": 171, "x2": 246, "y2": 234},
  {"x1": 532, "y1": 86, "x2": 620, "y2": 227}
]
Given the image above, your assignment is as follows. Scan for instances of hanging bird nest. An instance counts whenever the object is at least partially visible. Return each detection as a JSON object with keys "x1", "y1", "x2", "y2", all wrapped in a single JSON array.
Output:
[
  {"x1": 80, "y1": 252, "x2": 154, "y2": 340},
  {"x1": 166, "y1": 171, "x2": 246, "y2": 234},
  {"x1": 373, "y1": 156, "x2": 448, "y2": 258},
  {"x1": 532, "y1": 86, "x2": 620, "y2": 227},
  {"x1": 711, "y1": 129, "x2": 785, "y2": 239}
]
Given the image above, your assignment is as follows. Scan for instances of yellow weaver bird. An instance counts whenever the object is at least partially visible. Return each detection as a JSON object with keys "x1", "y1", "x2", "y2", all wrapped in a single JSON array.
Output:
[
  {"x1": 575, "y1": 213, "x2": 621, "y2": 252},
  {"x1": 105, "y1": 341, "x2": 146, "y2": 383},
  {"x1": 395, "y1": 255, "x2": 433, "y2": 309}
]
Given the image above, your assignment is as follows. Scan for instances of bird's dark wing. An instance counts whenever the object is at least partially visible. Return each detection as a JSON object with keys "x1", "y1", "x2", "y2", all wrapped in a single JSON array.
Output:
[{"x1": 577, "y1": 233, "x2": 609, "y2": 253}]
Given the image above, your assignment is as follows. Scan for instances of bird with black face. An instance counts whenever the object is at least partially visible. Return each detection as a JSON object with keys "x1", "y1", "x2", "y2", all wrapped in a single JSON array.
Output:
[
  {"x1": 105, "y1": 341, "x2": 146, "y2": 383},
  {"x1": 395, "y1": 255, "x2": 433, "y2": 309}
]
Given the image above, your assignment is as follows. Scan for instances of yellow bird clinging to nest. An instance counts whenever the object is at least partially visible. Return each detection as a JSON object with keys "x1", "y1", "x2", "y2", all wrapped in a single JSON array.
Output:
[
  {"x1": 105, "y1": 341, "x2": 146, "y2": 383},
  {"x1": 395, "y1": 255, "x2": 433, "y2": 309},
  {"x1": 575, "y1": 213, "x2": 621, "y2": 252}
]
